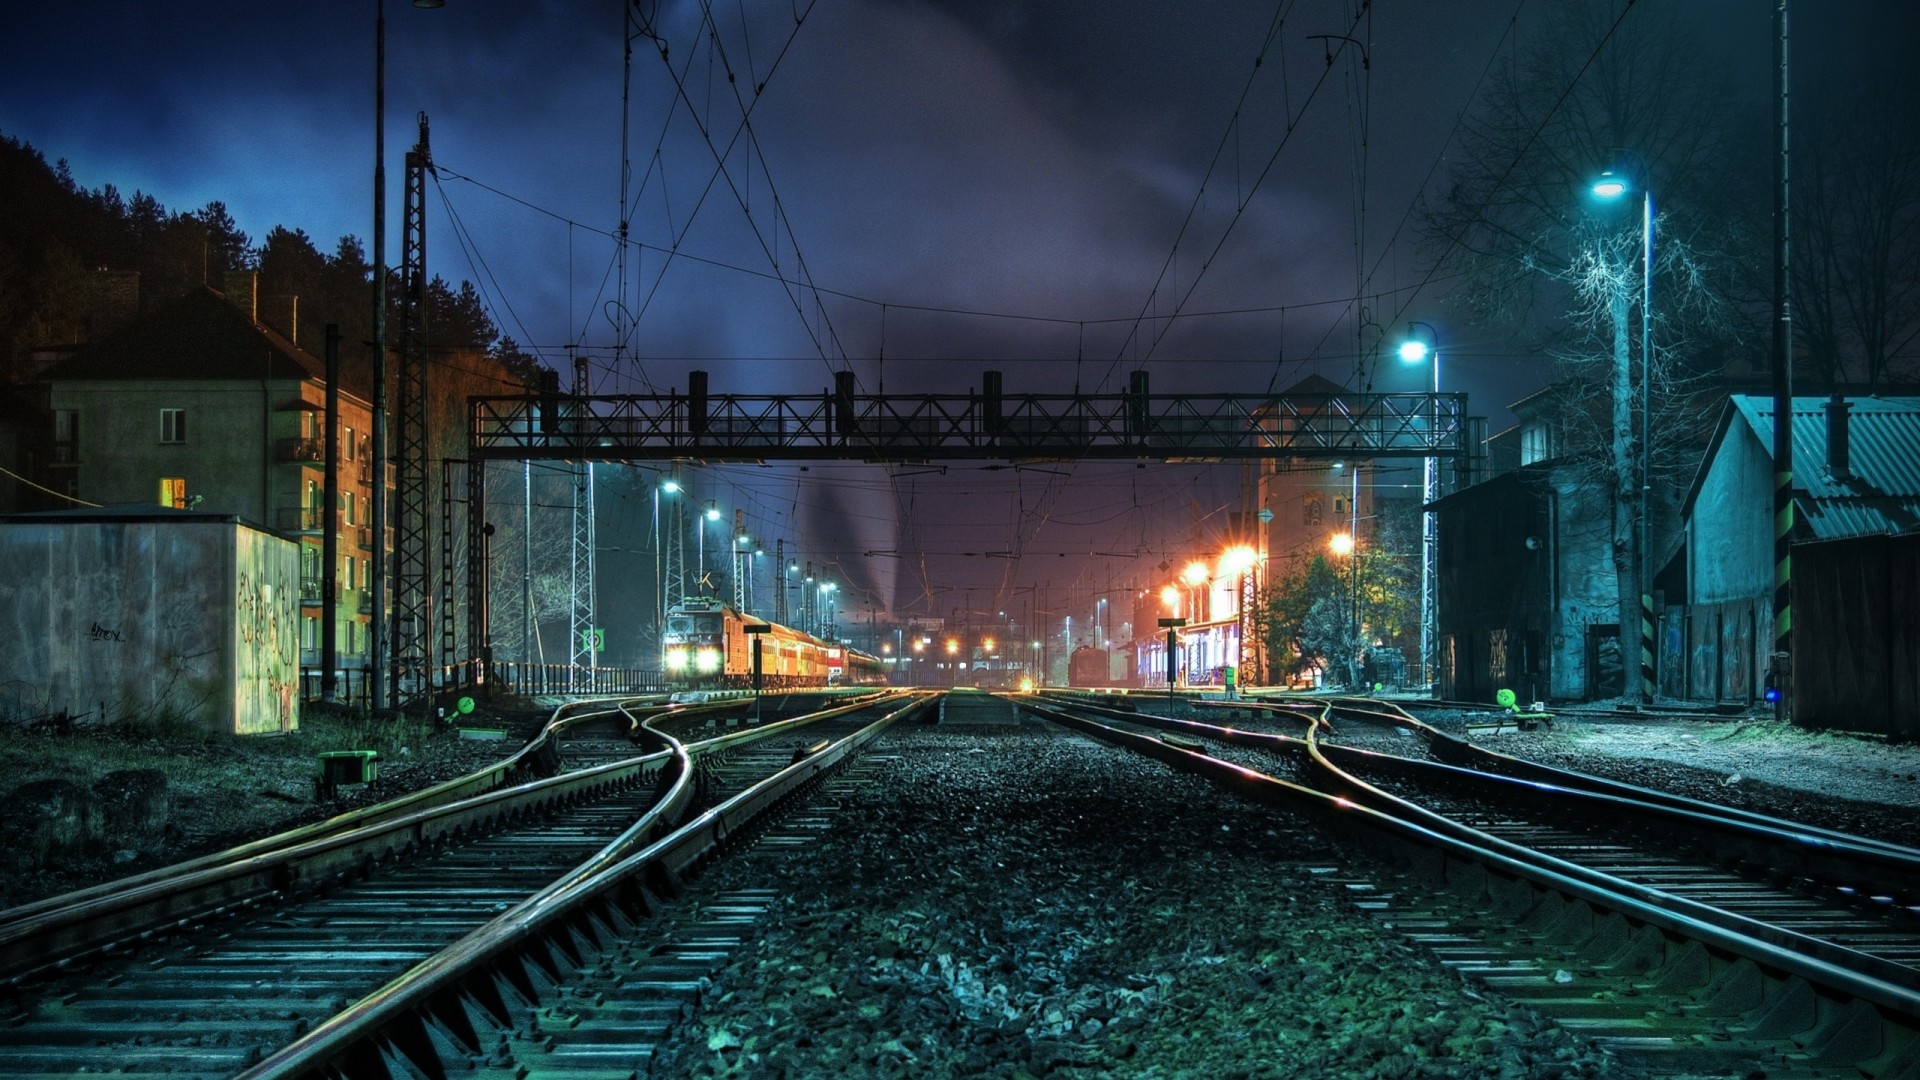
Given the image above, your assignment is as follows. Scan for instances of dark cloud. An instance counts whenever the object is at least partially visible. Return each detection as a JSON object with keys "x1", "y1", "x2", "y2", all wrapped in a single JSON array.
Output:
[{"x1": 5, "y1": 0, "x2": 1906, "y2": 619}]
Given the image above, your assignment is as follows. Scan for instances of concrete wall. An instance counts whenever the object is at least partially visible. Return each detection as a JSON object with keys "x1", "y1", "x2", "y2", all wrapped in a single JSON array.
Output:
[
  {"x1": 1687, "y1": 423, "x2": 1771, "y2": 605},
  {"x1": 0, "y1": 517, "x2": 299, "y2": 734}
]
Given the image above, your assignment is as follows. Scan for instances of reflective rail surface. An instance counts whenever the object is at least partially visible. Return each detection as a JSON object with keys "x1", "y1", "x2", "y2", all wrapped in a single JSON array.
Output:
[{"x1": 1020, "y1": 695, "x2": 1920, "y2": 1078}]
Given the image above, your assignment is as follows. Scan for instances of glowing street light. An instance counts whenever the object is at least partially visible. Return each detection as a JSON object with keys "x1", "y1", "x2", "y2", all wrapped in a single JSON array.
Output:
[
  {"x1": 1590, "y1": 160, "x2": 1655, "y2": 704},
  {"x1": 1329, "y1": 531, "x2": 1355, "y2": 557}
]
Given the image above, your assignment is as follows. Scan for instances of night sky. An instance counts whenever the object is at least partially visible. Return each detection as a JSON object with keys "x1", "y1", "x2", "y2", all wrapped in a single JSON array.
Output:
[{"x1": 4, "y1": 0, "x2": 1908, "y2": 628}]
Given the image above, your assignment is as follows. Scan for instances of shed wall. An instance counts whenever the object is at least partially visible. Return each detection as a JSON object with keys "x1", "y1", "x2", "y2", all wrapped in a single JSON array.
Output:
[
  {"x1": 1794, "y1": 533, "x2": 1920, "y2": 739},
  {"x1": 0, "y1": 519, "x2": 299, "y2": 734}
]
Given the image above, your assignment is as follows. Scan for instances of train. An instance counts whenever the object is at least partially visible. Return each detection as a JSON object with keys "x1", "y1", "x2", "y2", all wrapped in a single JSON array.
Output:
[
  {"x1": 1069, "y1": 645, "x2": 1125, "y2": 688},
  {"x1": 661, "y1": 597, "x2": 887, "y2": 689}
]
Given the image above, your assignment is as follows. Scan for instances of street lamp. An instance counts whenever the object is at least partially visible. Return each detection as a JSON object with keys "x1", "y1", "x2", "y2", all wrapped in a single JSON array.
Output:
[
  {"x1": 654, "y1": 477, "x2": 681, "y2": 648},
  {"x1": 1330, "y1": 530, "x2": 1360, "y2": 687},
  {"x1": 1398, "y1": 320, "x2": 1440, "y2": 693},
  {"x1": 370, "y1": 0, "x2": 445, "y2": 711},
  {"x1": 1591, "y1": 164, "x2": 1654, "y2": 704},
  {"x1": 696, "y1": 501, "x2": 720, "y2": 596},
  {"x1": 1219, "y1": 544, "x2": 1258, "y2": 692}
]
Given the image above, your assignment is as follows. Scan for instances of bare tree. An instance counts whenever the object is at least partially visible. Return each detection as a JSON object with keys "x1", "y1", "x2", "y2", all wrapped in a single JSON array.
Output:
[
  {"x1": 1419, "y1": 2, "x2": 1743, "y2": 699},
  {"x1": 1795, "y1": 78, "x2": 1920, "y2": 393}
]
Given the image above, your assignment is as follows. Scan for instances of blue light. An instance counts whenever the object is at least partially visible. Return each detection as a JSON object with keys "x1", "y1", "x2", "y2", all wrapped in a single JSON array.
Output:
[
  {"x1": 1591, "y1": 171, "x2": 1628, "y2": 199},
  {"x1": 1764, "y1": 686, "x2": 1782, "y2": 703},
  {"x1": 1398, "y1": 340, "x2": 1429, "y2": 363}
]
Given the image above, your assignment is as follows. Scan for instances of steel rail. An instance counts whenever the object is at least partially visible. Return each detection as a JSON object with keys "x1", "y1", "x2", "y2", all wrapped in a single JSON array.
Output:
[
  {"x1": 1319, "y1": 696, "x2": 1920, "y2": 861},
  {"x1": 236, "y1": 691, "x2": 937, "y2": 1080},
  {"x1": 0, "y1": 691, "x2": 891, "y2": 985},
  {"x1": 1047, "y1": 693, "x2": 1920, "y2": 956},
  {"x1": 0, "y1": 696, "x2": 669, "y2": 934},
  {"x1": 1017, "y1": 697, "x2": 1920, "y2": 1029},
  {"x1": 1300, "y1": 737, "x2": 1920, "y2": 993}
]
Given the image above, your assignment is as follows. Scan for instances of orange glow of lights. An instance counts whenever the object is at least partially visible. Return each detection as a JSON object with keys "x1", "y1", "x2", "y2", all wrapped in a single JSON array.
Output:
[
  {"x1": 1180, "y1": 561, "x2": 1210, "y2": 587},
  {"x1": 983, "y1": 638, "x2": 996, "y2": 652},
  {"x1": 1160, "y1": 585, "x2": 1181, "y2": 610},
  {"x1": 1329, "y1": 532, "x2": 1355, "y2": 556},
  {"x1": 945, "y1": 639, "x2": 959, "y2": 655},
  {"x1": 1219, "y1": 545, "x2": 1257, "y2": 577}
]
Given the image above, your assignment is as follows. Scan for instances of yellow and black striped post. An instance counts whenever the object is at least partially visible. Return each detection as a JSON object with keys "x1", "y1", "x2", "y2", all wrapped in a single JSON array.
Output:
[{"x1": 1768, "y1": 0, "x2": 1793, "y2": 721}]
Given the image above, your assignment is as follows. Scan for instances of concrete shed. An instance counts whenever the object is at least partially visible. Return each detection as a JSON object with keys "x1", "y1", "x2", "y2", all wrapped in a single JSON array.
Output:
[{"x1": 0, "y1": 506, "x2": 300, "y2": 735}]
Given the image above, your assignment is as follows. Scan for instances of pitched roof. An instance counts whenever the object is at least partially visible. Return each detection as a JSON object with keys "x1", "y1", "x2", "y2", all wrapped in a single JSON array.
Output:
[
  {"x1": 1684, "y1": 395, "x2": 1920, "y2": 539},
  {"x1": 40, "y1": 285, "x2": 325, "y2": 383}
]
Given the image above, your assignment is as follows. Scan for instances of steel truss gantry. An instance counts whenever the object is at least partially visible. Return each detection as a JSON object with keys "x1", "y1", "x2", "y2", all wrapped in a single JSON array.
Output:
[{"x1": 471, "y1": 370, "x2": 1478, "y2": 467}]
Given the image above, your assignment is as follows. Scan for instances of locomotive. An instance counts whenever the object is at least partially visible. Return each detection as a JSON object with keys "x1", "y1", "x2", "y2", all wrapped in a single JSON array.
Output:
[{"x1": 661, "y1": 597, "x2": 886, "y2": 688}]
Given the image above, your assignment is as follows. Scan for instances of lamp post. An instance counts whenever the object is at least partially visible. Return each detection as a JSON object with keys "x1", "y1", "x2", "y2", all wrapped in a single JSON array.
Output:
[
  {"x1": 654, "y1": 477, "x2": 680, "y2": 653},
  {"x1": 1219, "y1": 545, "x2": 1257, "y2": 694},
  {"x1": 1397, "y1": 322, "x2": 1440, "y2": 693},
  {"x1": 1591, "y1": 165, "x2": 1655, "y2": 704},
  {"x1": 696, "y1": 502, "x2": 720, "y2": 596}
]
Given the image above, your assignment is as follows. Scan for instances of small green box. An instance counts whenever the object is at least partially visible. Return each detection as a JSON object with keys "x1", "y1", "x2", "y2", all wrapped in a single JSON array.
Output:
[{"x1": 317, "y1": 749, "x2": 379, "y2": 786}]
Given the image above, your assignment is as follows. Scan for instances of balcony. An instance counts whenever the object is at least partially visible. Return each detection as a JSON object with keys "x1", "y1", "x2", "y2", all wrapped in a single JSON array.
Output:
[
  {"x1": 278, "y1": 507, "x2": 325, "y2": 534},
  {"x1": 357, "y1": 525, "x2": 373, "y2": 550},
  {"x1": 300, "y1": 575, "x2": 334, "y2": 605},
  {"x1": 276, "y1": 437, "x2": 325, "y2": 465},
  {"x1": 52, "y1": 443, "x2": 79, "y2": 465}
]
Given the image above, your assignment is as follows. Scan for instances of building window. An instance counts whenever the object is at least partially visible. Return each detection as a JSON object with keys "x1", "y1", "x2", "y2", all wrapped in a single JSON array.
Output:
[
  {"x1": 302, "y1": 616, "x2": 319, "y2": 653},
  {"x1": 158, "y1": 477, "x2": 186, "y2": 508},
  {"x1": 343, "y1": 426, "x2": 356, "y2": 461},
  {"x1": 343, "y1": 490, "x2": 356, "y2": 526},
  {"x1": 1520, "y1": 421, "x2": 1553, "y2": 465},
  {"x1": 53, "y1": 410, "x2": 80, "y2": 463},
  {"x1": 160, "y1": 408, "x2": 187, "y2": 444},
  {"x1": 344, "y1": 554, "x2": 357, "y2": 591}
]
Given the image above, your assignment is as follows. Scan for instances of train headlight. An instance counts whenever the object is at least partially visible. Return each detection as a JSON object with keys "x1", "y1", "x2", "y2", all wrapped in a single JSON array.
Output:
[
  {"x1": 696, "y1": 648, "x2": 722, "y2": 673},
  {"x1": 665, "y1": 648, "x2": 690, "y2": 672}
]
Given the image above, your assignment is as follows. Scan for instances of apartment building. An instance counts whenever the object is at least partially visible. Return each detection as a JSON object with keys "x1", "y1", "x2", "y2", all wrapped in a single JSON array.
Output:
[{"x1": 40, "y1": 281, "x2": 382, "y2": 674}]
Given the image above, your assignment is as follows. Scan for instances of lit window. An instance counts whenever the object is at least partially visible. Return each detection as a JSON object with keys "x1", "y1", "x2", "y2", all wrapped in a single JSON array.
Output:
[
  {"x1": 160, "y1": 409, "x2": 187, "y2": 444},
  {"x1": 344, "y1": 426, "x2": 356, "y2": 461}
]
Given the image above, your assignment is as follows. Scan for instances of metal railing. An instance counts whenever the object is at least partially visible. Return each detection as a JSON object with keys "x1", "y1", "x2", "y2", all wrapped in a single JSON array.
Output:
[{"x1": 276, "y1": 437, "x2": 325, "y2": 464}]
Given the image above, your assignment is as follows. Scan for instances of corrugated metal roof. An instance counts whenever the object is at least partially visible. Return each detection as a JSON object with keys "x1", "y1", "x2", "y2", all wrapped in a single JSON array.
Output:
[{"x1": 1729, "y1": 395, "x2": 1920, "y2": 539}]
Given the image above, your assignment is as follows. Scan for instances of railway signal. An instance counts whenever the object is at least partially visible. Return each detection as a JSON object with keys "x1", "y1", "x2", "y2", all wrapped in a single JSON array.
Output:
[{"x1": 745, "y1": 622, "x2": 772, "y2": 721}]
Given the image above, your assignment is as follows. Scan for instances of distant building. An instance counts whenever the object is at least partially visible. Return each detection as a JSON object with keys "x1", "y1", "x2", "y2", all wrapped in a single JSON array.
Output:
[{"x1": 38, "y1": 282, "x2": 381, "y2": 680}]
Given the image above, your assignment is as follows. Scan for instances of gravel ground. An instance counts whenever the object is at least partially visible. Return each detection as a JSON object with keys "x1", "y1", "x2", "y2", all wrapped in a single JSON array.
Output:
[
  {"x1": 643, "y1": 730, "x2": 1630, "y2": 1080},
  {"x1": 0, "y1": 703, "x2": 546, "y2": 911}
]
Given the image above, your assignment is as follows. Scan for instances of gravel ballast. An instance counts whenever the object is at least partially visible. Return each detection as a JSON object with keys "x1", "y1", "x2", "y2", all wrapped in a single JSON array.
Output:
[{"x1": 643, "y1": 729, "x2": 1627, "y2": 1079}]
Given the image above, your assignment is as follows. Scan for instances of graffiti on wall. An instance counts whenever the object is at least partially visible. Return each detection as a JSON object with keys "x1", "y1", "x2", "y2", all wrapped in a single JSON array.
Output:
[
  {"x1": 88, "y1": 621, "x2": 125, "y2": 643},
  {"x1": 235, "y1": 531, "x2": 300, "y2": 733}
]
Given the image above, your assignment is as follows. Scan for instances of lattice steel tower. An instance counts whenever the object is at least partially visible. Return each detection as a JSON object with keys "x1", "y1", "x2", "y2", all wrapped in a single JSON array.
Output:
[
  {"x1": 567, "y1": 355, "x2": 597, "y2": 691},
  {"x1": 391, "y1": 112, "x2": 433, "y2": 704}
]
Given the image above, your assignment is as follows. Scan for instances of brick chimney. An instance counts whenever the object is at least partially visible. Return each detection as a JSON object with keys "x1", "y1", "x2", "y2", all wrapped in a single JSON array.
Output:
[
  {"x1": 263, "y1": 294, "x2": 300, "y2": 346},
  {"x1": 222, "y1": 270, "x2": 258, "y2": 318},
  {"x1": 1825, "y1": 393, "x2": 1852, "y2": 483}
]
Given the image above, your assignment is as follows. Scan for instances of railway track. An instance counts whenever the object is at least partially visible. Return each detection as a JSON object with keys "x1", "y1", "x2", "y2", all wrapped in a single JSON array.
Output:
[
  {"x1": 1021, "y1": 694, "x2": 1920, "y2": 1079},
  {"x1": 0, "y1": 690, "x2": 924, "y2": 1078}
]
